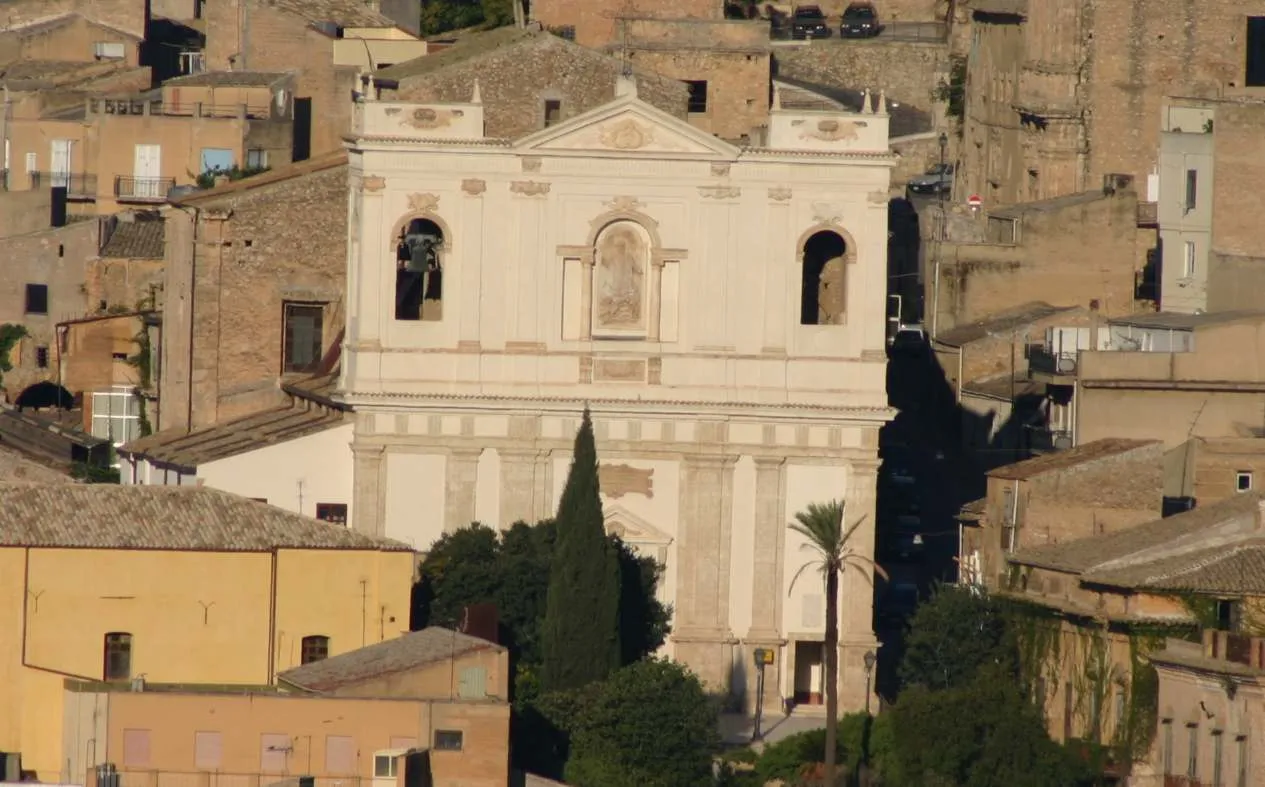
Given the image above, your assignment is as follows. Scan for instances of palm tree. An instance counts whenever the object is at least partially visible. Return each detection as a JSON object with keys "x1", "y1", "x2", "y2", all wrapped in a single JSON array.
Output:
[{"x1": 788, "y1": 499, "x2": 886, "y2": 787}]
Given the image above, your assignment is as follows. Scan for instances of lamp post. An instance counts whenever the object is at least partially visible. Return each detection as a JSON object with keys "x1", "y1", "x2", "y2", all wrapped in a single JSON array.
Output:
[
  {"x1": 752, "y1": 647, "x2": 774, "y2": 742},
  {"x1": 931, "y1": 130, "x2": 949, "y2": 340},
  {"x1": 863, "y1": 649, "x2": 877, "y2": 715}
]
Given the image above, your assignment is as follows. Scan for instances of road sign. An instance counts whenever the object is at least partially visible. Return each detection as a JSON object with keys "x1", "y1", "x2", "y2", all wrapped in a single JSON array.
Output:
[
  {"x1": 753, "y1": 648, "x2": 775, "y2": 666},
  {"x1": 968, "y1": 194, "x2": 982, "y2": 207}
]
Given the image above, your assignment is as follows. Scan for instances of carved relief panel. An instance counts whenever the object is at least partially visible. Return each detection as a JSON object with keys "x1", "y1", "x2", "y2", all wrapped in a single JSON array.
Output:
[{"x1": 593, "y1": 220, "x2": 650, "y2": 337}]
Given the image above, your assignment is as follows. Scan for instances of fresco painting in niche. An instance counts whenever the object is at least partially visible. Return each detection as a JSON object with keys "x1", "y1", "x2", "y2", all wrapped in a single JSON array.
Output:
[{"x1": 595, "y1": 221, "x2": 648, "y2": 332}]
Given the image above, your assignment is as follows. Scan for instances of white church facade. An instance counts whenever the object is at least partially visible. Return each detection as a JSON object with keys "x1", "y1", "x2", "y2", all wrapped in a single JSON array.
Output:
[{"x1": 339, "y1": 77, "x2": 896, "y2": 712}]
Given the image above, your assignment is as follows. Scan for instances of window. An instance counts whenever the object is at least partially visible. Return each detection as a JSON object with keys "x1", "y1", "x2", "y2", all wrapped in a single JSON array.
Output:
[
  {"x1": 283, "y1": 303, "x2": 323, "y2": 373},
  {"x1": 1112, "y1": 683, "x2": 1126, "y2": 735},
  {"x1": 1236, "y1": 471, "x2": 1253, "y2": 492},
  {"x1": 1185, "y1": 169, "x2": 1198, "y2": 212},
  {"x1": 434, "y1": 730, "x2": 463, "y2": 752},
  {"x1": 25, "y1": 151, "x2": 36, "y2": 173},
  {"x1": 300, "y1": 635, "x2": 330, "y2": 664},
  {"x1": 94, "y1": 42, "x2": 126, "y2": 59},
  {"x1": 35, "y1": 346, "x2": 48, "y2": 368},
  {"x1": 799, "y1": 230, "x2": 847, "y2": 326},
  {"x1": 1162, "y1": 720, "x2": 1174, "y2": 776},
  {"x1": 1180, "y1": 239, "x2": 1197, "y2": 278},
  {"x1": 122, "y1": 729, "x2": 150, "y2": 767},
  {"x1": 194, "y1": 731, "x2": 223, "y2": 770},
  {"x1": 104, "y1": 632, "x2": 133, "y2": 680},
  {"x1": 1188, "y1": 723, "x2": 1200, "y2": 779},
  {"x1": 544, "y1": 99, "x2": 562, "y2": 127},
  {"x1": 246, "y1": 149, "x2": 268, "y2": 169},
  {"x1": 315, "y1": 503, "x2": 348, "y2": 525},
  {"x1": 24, "y1": 284, "x2": 48, "y2": 315},
  {"x1": 373, "y1": 754, "x2": 398, "y2": 778},
  {"x1": 91, "y1": 387, "x2": 142, "y2": 446},
  {"x1": 325, "y1": 736, "x2": 354, "y2": 775},
  {"x1": 1213, "y1": 730, "x2": 1224, "y2": 787},
  {"x1": 1217, "y1": 599, "x2": 1241, "y2": 631},
  {"x1": 1236, "y1": 735, "x2": 1248, "y2": 787},
  {"x1": 1062, "y1": 682, "x2": 1073, "y2": 741},
  {"x1": 1247, "y1": 17, "x2": 1265, "y2": 87},
  {"x1": 200, "y1": 148, "x2": 234, "y2": 175},
  {"x1": 260, "y1": 733, "x2": 290, "y2": 772},
  {"x1": 457, "y1": 666, "x2": 487, "y2": 699},
  {"x1": 686, "y1": 80, "x2": 708, "y2": 114},
  {"x1": 395, "y1": 218, "x2": 444, "y2": 321}
]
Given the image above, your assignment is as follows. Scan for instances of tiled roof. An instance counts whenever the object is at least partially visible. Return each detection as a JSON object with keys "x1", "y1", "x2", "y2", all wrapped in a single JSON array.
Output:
[
  {"x1": 0, "y1": 484, "x2": 410, "y2": 551},
  {"x1": 1083, "y1": 541, "x2": 1265, "y2": 595},
  {"x1": 279, "y1": 627, "x2": 502, "y2": 692},
  {"x1": 1012, "y1": 492, "x2": 1264, "y2": 575},
  {"x1": 988, "y1": 438, "x2": 1160, "y2": 481},
  {"x1": 0, "y1": 446, "x2": 75, "y2": 484},
  {"x1": 0, "y1": 59, "x2": 124, "y2": 88},
  {"x1": 172, "y1": 151, "x2": 347, "y2": 205},
  {"x1": 773, "y1": 76, "x2": 933, "y2": 138},
  {"x1": 164, "y1": 71, "x2": 289, "y2": 87},
  {"x1": 0, "y1": 11, "x2": 140, "y2": 39},
  {"x1": 120, "y1": 404, "x2": 347, "y2": 471},
  {"x1": 934, "y1": 301, "x2": 1079, "y2": 347},
  {"x1": 100, "y1": 215, "x2": 165, "y2": 259},
  {"x1": 374, "y1": 26, "x2": 539, "y2": 81},
  {"x1": 1107, "y1": 310, "x2": 1265, "y2": 332},
  {"x1": 263, "y1": 0, "x2": 392, "y2": 28}
]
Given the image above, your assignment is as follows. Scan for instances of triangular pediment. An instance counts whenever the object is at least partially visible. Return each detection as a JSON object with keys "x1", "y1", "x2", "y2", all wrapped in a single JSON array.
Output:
[
  {"x1": 603, "y1": 506, "x2": 674, "y2": 546},
  {"x1": 514, "y1": 95, "x2": 740, "y2": 159}
]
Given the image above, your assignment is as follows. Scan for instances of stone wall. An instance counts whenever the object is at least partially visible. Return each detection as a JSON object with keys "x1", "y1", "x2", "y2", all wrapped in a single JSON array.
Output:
[
  {"x1": 532, "y1": 0, "x2": 723, "y2": 47},
  {"x1": 159, "y1": 158, "x2": 349, "y2": 432},
  {"x1": 0, "y1": 188, "x2": 54, "y2": 240},
  {"x1": 772, "y1": 38, "x2": 948, "y2": 113},
  {"x1": 1206, "y1": 101, "x2": 1265, "y2": 310},
  {"x1": 391, "y1": 34, "x2": 690, "y2": 140},
  {"x1": 926, "y1": 190, "x2": 1143, "y2": 331}
]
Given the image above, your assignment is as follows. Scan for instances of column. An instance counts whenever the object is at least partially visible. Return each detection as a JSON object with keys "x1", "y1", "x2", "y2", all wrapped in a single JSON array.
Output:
[
  {"x1": 350, "y1": 443, "x2": 386, "y2": 537},
  {"x1": 499, "y1": 449, "x2": 547, "y2": 527},
  {"x1": 648, "y1": 259, "x2": 665, "y2": 341},
  {"x1": 443, "y1": 448, "x2": 482, "y2": 532},
  {"x1": 839, "y1": 457, "x2": 881, "y2": 713},
  {"x1": 580, "y1": 257, "x2": 595, "y2": 340},
  {"x1": 744, "y1": 456, "x2": 787, "y2": 714},
  {"x1": 532, "y1": 451, "x2": 555, "y2": 522},
  {"x1": 672, "y1": 455, "x2": 738, "y2": 691}
]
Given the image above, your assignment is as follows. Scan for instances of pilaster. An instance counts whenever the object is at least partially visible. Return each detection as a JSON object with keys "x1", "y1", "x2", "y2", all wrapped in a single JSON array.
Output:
[
  {"x1": 350, "y1": 444, "x2": 386, "y2": 537},
  {"x1": 747, "y1": 455, "x2": 787, "y2": 641},
  {"x1": 843, "y1": 457, "x2": 880, "y2": 638},
  {"x1": 499, "y1": 449, "x2": 549, "y2": 527},
  {"x1": 648, "y1": 259, "x2": 664, "y2": 341},
  {"x1": 443, "y1": 448, "x2": 482, "y2": 532}
]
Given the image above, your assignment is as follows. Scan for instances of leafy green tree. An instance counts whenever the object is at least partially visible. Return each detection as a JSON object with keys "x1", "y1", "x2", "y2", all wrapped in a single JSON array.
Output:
[
  {"x1": 564, "y1": 659, "x2": 719, "y2": 787},
  {"x1": 899, "y1": 583, "x2": 1017, "y2": 692},
  {"x1": 788, "y1": 500, "x2": 884, "y2": 787},
  {"x1": 410, "y1": 524, "x2": 500, "y2": 630},
  {"x1": 541, "y1": 408, "x2": 621, "y2": 692}
]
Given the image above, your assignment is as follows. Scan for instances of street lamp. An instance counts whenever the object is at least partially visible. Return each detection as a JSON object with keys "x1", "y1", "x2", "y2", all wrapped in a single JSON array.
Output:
[
  {"x1": 752, "y1": 647, "x2": 775, "y2": 742},
  {"x1": 863, "y1": 649, "x2": 877, "y2": 715}
]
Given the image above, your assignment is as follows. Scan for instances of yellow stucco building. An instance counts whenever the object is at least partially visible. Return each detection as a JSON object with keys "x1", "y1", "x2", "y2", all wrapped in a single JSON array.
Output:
[{"x1": 0, "y1": 483, "x2": 415, "y2": 782}]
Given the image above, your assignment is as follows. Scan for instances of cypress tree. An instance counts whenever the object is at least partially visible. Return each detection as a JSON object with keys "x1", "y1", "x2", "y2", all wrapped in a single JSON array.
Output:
[{"x1": 541, "y1": 408, "x2": 621, "y2": 692}]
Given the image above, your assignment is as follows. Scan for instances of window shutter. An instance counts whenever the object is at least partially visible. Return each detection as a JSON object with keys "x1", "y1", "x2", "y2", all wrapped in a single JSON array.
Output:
[{"x1": 458, "y1": 666, "x2": 487, "y2": 699}]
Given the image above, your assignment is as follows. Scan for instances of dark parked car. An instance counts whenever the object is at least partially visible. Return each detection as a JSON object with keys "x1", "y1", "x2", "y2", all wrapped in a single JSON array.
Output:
[
  {"x1": 906, "y1": 163, "x2": 955, "y2": 195},
  {"x1": 791, "y1": 5, "x2": 831, "y2": 39},
  {"x1": 840, "y1": 2, "x2": 881, "y2": 37}
]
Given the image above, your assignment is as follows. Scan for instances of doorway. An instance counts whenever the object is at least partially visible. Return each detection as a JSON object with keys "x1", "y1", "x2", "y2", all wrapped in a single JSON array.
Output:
[
  {"x1": 133, "y1": 143, "x2": 161, "y2": 198},
  {"x1": 792, "y1": 640, "x2": 825, "y2": 705},
  {"x1": 292, "y1": 97, "x2": 312, "y2": 162}
]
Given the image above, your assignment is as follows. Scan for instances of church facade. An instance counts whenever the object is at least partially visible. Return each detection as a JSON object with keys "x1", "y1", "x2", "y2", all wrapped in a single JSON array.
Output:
[{"x1": 340, "y1": 77, "x2": 895, "y2": 711}]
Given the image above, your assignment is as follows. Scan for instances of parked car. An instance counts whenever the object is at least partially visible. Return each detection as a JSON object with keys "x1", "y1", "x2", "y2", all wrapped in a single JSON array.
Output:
[
  {"x1": 791, "y1": 5, "x2": 831, "y2": 39},
  {"x1": 839, "y1": 2, "x2": 881, "y2": 38},
  {"x1": 906, "y1": 163, "x2": 955, "y2": 195},
  {"x1": 889, "y1": 323, "x2": 926, "y2": 355}
]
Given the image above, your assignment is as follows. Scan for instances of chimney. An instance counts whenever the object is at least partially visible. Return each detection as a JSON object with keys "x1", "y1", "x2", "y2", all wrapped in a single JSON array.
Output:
[
  {"x1": 458, "y1": 603, "x2": 499, "y2": 644},
  {"x1": 615, "y1": 73, "x2": 638, "y2": 99}
]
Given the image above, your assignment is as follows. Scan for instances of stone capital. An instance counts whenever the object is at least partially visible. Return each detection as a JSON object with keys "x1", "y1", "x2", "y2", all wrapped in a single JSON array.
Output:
[
  {"x1": 743, "y1": 630, "x2": 786, "y2": 645},
  {"x1": 752, "y1": 455, "x2": 788, "y2": 469},
  {"x1": 446, "y1": 447, "x2": 484, "y2": 460},
  {"x1": 351, "y1": 444, "x2": 386, "y2": 458},
  {"x1": 849, "y1": 459, "x2": 881, "y2": 475},
  {"x1": 685, "y1": 454, "x2": 739, "y2": 470}
]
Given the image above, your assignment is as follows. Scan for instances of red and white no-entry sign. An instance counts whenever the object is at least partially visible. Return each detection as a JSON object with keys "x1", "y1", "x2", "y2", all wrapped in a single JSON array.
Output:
[{"x1": 968, "y1": 194, "x2": 982, "y2": 207}]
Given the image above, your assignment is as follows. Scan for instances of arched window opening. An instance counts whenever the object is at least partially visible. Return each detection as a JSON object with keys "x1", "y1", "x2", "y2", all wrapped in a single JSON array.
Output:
[
  {"x1": 799, "y1": 230, "x2": 847, "y2": 325},
  {"x1": 300, "y1": 634, "x2": 330, "y2": 664},
  {"x1": 395, "y1": 218, "x2": 444, "y2": 321},
  {"x1": 104, "y1": 632, "x2": 133, "y2": 680}
]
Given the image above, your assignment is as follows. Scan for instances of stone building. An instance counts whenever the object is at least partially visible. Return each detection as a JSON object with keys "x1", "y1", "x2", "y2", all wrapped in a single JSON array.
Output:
[
  {"x1": 159, "y1": 153, "x2": 348, "y2": 432},
  {"x1": 0, "y1": 0, "x2": 147, "y2": 39},
  {"x1": 958, "y1": 438, "x2": 1163, "y2": 590},
  {"x1": 957, "y1": 0, "x2": 1265, "y2": 209},
  {"x1": 0, "y1": 11, "x2": 141, "y2": 65},
  {"x1": 340, "y1": 78, "x2": 895, "y2": 711}
]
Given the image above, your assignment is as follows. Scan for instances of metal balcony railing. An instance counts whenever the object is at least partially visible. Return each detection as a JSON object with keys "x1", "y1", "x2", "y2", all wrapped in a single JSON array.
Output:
[
  {"x1": 35, "y1": 172, "x2": 99, "y2": 198},
  {"x1": 1028, "y1": 346, "x2": 1079, "y2": 376},
  {"x1": 114, "y1": 176, "x2": 176, "y2": 202}
]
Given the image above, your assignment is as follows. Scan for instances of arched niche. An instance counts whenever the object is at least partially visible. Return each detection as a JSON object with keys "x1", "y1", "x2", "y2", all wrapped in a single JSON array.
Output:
[
  {"x1": 796, "y1": 224, "x2": 857, "y2": 326},
  {"x1": 391, "y1": 213, "x2": 451, "y2": 322},
  {"x1": 592, "y1": 219, "x2": 654, "y2": 337}
]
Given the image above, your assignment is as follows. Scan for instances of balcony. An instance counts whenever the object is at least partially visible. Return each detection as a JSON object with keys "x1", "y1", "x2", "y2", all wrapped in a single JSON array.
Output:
[
  {"x1": 88, "y1": 97, "x2": 274, "y2": 120},
  {"x1": 1028, "y1": 345, "x2": 1079, "y2": 379},
  {"x1": 34, "y1": 172, "x2": 98, "y2": 199},
  {"x1": 114, "y1": 176, "x2": 176, "y2": 203}
]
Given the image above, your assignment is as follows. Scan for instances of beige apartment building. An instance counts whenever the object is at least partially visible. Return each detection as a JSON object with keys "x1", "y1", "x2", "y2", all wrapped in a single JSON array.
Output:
[
  {"x1": 4, "y1": 72, "x2": 294, "y2": 213},
  {"x1": 0, "y1": 11, "x2": 140, "y2": 66}
]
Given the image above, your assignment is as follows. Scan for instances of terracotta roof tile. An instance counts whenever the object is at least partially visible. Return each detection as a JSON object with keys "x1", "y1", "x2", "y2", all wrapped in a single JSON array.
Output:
[
  {"x1": 0, "y1": 484, "x2": 410, "y2": 551},
  {"x1": 100, "y1": 215, "x2": 165, "y2": 258},
  {"x1": 264, "y1": 0, "x2": 392, "y2": 28},
  {"x1": 988, "y1": 438, "x2": 1160, "y2": 481},
  {"x1": 279, "y1": 627, "x2": 502, "y2": 692}
]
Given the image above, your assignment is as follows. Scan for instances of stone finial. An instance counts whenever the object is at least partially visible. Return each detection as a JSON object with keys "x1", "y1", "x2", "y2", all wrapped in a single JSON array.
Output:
[
  {"x1": 878, "y1": 90, "x2": 888, "y2": 114},
  {"x1": 772, "y1": 84, "x2": 782, "y2": 111},
  {"x1": 861, "y1": 89, "x2": 874, "y2": 115},
  {"x1": 615, "y1": 73, "x2": 638, "y2": 99},
  {"x1": 471, "y1": 79, "x2": 482, "y2": 104}
]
